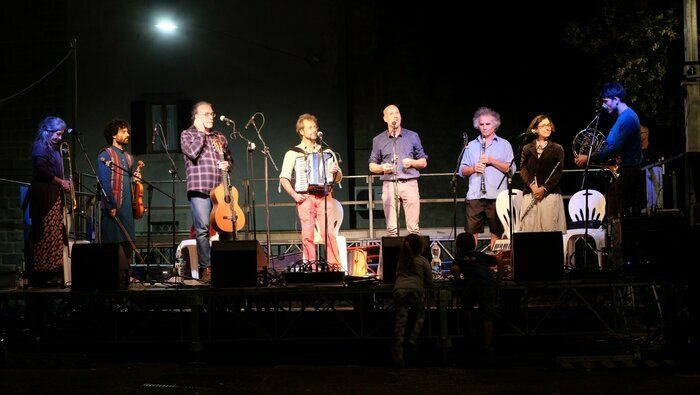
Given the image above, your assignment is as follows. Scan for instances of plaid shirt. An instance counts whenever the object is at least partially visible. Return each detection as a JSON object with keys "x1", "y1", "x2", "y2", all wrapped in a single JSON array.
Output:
[{"x1": 181, "y1": 127, "x2": 233, "y2": 195}]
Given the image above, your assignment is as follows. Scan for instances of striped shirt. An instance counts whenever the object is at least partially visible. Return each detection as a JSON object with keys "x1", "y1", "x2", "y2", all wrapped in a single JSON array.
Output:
[{"x1": 181, "y1": 127, "x2": 233, "y2": 195}]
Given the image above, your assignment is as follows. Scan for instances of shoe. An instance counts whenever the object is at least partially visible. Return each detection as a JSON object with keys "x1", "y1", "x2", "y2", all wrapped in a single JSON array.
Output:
[
  {"x1": 201, "y1": 267, "x2": 212, "y2": 283},
  {"x1": 391, "y1": 346, "x2": 405, "y2": 368}
]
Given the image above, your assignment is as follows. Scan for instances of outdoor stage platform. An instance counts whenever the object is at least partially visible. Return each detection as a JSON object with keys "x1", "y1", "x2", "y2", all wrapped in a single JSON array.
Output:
[{"x1": 0, "y1": 275, "x2": 672, "y2": 360}]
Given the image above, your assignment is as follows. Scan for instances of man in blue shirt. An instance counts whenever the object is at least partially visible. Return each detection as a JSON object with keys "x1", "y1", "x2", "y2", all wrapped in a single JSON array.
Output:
[
  {"x1": 369, "y1": 105, "x2": 428, "y2": 236},
  {"x1": 460, "y1": 107, "x2": 515, "y2": 249},
  {"x1": 575, "y1": 82, "x2": 643, "y2": 217}
]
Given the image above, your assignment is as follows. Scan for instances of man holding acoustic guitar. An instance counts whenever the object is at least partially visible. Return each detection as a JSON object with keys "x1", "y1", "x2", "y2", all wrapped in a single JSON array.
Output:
[
  {"x1": 279, "y1": 113, "x2": 342, "y2": 269},
  {"x1": 181, "y1": 101, "x2": 233, "y2": 283}
]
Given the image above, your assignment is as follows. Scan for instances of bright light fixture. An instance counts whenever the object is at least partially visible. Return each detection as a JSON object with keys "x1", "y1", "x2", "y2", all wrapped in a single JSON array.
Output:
[{"x1": 155, "y1": 19, "x2": 178, "y2": 33}]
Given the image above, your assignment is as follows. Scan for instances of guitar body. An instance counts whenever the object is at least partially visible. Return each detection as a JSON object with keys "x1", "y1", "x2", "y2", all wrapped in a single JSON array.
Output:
[{"x1": 210, "y1": 183, "x2": 246, "y2": 234}]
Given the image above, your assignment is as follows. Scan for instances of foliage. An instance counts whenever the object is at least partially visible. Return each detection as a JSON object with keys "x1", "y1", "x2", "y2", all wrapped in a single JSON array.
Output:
[{"x1": 564, "y1": 2, "x2": 682, "y2": 128}]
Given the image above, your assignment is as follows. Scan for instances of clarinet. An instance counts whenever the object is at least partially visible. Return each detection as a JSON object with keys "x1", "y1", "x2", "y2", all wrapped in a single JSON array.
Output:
[{"x1": 480, "y1": 137, "x2": 487, "y2": 194}]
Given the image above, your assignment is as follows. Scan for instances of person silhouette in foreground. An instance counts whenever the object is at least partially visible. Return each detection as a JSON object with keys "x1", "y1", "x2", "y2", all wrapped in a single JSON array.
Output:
[
  {"x1": 392, "y1": 234, "x2": 433, "y2": 367},
  {"x1": 451, "y1": 232, "x2": 498, "y2": 359}
]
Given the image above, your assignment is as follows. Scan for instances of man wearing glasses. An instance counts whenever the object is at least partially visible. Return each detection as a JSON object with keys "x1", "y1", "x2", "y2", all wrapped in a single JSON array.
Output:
[{"x1": 181, "y1": 101, "x2": 232, "y2": 283}]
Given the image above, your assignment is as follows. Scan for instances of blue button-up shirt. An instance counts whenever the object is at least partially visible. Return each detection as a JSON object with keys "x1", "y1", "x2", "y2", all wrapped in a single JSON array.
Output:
[
  {"x1": 368, "y1": 128, "x2": 428, "y2": 181},
  {"x1": 460, "y1": 134, "x2": 515, "y2": 200}
]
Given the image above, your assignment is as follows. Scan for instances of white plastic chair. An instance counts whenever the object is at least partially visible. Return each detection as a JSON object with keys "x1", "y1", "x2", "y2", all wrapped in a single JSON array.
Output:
[
  {"x1": 564, "y1": 189, "x2": 606, "y2": 269},
  {"x1": 313, "y1": 197, "x2": 347, "y2": 272},
  {"x1": 176, "y1": 239, "x2": 200, "y2": 279},
  {"x1": 495, "y1": 189, "x2": 523, "y2": 239}
]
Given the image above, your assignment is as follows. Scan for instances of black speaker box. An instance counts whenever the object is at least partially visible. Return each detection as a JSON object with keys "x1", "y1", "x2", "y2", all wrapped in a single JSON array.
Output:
[
  {"x1": 211, "y1": 240, "x2": 264, "y2": 288},
  {"x1": 71, "y1": 243, "x2": 124, "y2": 291},
  {"x1": 513, "y1": 231, "x2": 564, "y2": 282},
  {"x1": 380, "y1": 235, "x2": 431, "y2": 284}
]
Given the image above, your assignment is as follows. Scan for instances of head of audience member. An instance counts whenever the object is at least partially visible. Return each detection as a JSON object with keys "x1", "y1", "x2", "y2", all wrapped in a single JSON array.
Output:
[{"x1": 396, "y1": 233, "x2": 425, "y2": 276}]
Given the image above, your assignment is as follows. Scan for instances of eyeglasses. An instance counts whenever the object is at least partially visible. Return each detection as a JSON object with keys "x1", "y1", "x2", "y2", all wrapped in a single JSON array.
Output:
[
  {"x1": 198, "y1": 112, "x2": 216, "y2": 118},
  {"x1": 537, "y1": 124, "x2": 553, "y2": 129}
]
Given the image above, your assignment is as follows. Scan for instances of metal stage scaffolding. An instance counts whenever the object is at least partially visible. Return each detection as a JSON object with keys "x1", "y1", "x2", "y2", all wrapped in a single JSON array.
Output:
[{"x1": 0, "y1": 279, "x2": 669, "y2": 356}]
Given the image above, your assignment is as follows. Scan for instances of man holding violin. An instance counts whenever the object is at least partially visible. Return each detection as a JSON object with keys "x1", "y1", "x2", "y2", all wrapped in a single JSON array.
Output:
[
  {"x1": 97, "y1": 119, "x2": 141, "y2": 287},
  {"x1": 181, "y1": 101, "x2": 232, "y2": 283}
]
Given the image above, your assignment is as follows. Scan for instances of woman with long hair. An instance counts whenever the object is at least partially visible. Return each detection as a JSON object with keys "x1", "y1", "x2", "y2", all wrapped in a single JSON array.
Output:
[
  {"x1": 27, "y1": 116, "x2": 71, "y2": 286},
  {"x1": 392, "y1": 233, "x2": 433, "y2": 367},
  {"x1": 518, "y1": 115, "x2": 566, "y2": 232}
]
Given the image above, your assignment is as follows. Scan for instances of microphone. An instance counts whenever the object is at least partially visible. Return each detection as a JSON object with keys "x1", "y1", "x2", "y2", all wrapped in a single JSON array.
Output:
[
  {"x1": 517, "y1": 129, "x2": 538, "y2": 139},
  {"x1": 219, "y1": 115, "x2": 235, "y2": 124},
  {"x1": 596, "y1": 104, "x2": 608, "y2": 113},
  {"x1": 100, "y1": 157, "x2": 113, "y2": 167},
  {"x1": 244, "y1": 114, "x2": 256, "y2": 130},
  {"x1": 317, "y1": 131, "x2": 324, "y2": 140}
]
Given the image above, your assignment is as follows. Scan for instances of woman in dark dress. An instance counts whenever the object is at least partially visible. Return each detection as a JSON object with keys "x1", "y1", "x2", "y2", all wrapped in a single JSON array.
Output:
[{"x1": 28, "y1": 116, "x2": 71, "y2": 286}]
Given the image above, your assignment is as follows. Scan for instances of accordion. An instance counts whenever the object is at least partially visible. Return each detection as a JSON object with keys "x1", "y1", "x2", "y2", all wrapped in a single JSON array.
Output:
[{"x1": 294, "y1": 151, "x2": 335, "y2": 194}]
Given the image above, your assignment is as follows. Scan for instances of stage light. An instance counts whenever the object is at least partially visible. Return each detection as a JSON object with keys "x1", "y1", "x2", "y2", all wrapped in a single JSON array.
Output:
[{"x1": 155, "y1": 18, "x2": 178, "y2": 34}]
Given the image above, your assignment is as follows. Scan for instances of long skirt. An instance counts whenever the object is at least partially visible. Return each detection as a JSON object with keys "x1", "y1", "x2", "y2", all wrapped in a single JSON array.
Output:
[
  {"x1": 29, "y1": 195, "x2": 65, "y2": 273},
  {"x1": 518, "y1": 193, "x2": 567, "y2": 233}
]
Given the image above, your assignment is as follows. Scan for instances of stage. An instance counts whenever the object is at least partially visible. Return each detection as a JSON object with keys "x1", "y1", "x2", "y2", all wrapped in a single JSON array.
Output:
[{"x1": 0, "y1": 275, "x2": 672, "y2": 361}]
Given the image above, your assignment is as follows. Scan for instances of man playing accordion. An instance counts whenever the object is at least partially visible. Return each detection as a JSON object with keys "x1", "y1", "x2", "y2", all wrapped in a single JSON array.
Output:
[{"x1": 279, "y1": 114, "x2": 342, "y2": 268}]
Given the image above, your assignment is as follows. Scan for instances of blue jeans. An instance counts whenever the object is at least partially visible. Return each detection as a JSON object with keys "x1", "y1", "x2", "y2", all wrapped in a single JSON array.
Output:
[{"x1": 190, "y1": 195, "x2": 212, "y2": 269}]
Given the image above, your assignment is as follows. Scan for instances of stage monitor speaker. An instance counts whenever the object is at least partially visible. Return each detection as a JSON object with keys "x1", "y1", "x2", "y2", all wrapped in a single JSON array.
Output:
[
  {"x1": 380, "y1": 235, "x2": 431, "y2": 284},
  {"x1": 513, "y1": 231, "x2": 563, "y2": 282},
  {"x1": 71, "y1": 243, "x2": 125, "y2": 291},
  {"x1": 211, "y1": 240, "x2": 265, "y2": 288}
]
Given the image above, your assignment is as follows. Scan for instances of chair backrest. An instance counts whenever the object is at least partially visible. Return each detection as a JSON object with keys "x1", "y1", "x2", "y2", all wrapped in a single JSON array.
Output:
[
  {"x1": 568, "y1": 189, "x2": 606, "y2": 222},
  {"x1": 314, "y1": 197, "x2": 344, "y2": 243},
  {"x1": 495, "y1": 189, "x2": 523, "y2": 239}
]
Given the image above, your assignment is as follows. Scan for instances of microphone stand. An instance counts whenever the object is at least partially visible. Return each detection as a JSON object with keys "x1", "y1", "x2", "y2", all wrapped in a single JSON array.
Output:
[
  {"x1": 155, "y1": 124, "x2": 181, "y2": 265},
  {"x1": 73, "y1": 131, "x2": 146, "y2": 283},
  {"x1": 317, "y1": 133, "x2": 342, "y2": 269},
  {"x1": 576, "y1": 112, "x2": 603, "y2": 272},
  {"x1": 250, "y1": 113, "x2": 278, "y2": 269},
  {"x1": 105, "y1": 158, "x2": 175, "y2": 282},
  {"x1": 452, "y1": 132, "x2": 469, "y2": 255},
  {"x1": 391, "y1": 126, "x2": 401, "y2": 237},
  {"x1": 224, "y1": 120, "x2": 258, "y2": 240},
  {"x1": 497, "y1": 151, "x2": 518, "y2": 250}
]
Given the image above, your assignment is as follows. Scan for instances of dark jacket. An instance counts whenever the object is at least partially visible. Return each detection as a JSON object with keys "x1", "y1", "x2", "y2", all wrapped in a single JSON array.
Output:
[{"x1": 520, "y1": 140, "x2": 564, "y2": 195}]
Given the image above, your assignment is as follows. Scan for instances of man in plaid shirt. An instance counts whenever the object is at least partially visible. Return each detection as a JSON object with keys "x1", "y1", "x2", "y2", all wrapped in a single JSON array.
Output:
[{"x1": 181, "y1": 101, "x2": 232, "y2": 282}]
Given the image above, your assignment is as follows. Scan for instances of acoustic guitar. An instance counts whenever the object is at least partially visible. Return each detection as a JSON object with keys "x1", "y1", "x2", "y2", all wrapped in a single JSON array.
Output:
[{"x1": 209, "y1": 136, "x2": 245, "y2": 236}]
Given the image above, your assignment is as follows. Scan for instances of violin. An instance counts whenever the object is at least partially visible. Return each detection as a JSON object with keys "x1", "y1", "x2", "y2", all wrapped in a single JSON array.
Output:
[
  {"x1": 209, "y1": 137, "x2": 245, "y2": 237},
  {"x1": 132, "y1": 160, "x2": 146, "y2": 219}
]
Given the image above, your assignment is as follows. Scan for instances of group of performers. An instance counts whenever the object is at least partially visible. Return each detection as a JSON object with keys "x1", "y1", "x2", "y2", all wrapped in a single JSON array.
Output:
[{"x1": 24, "y1": 82, "x2": 643, "y2": 285}]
